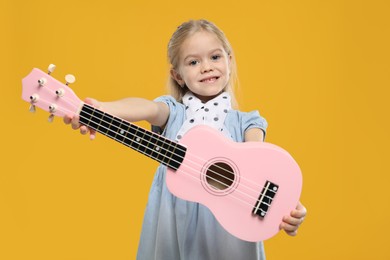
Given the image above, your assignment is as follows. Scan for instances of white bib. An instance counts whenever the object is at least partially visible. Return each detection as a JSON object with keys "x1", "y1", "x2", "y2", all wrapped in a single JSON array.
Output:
[{"x1": 176, "y1": 91, "x2": 232, "y2": 141}]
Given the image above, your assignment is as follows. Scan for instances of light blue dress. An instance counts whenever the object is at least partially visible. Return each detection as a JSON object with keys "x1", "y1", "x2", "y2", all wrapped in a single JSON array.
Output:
[{"x1": 137, "y1": 95, "x2": 268, "y2": 260}]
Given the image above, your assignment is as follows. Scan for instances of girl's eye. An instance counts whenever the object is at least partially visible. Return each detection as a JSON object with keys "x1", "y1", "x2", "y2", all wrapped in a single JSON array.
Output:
[
  {"x1": 211, "y1": 55, "x2": 221, "y2": 60},
  {"x1": 189, "y1": 60, "x2": 198, "y2": 66}
]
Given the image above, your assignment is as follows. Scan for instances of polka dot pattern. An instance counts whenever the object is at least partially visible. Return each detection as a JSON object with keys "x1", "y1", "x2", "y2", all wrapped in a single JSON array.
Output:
[{"x1": 176, "y1": 91, "x2": 232, "y2": 141}]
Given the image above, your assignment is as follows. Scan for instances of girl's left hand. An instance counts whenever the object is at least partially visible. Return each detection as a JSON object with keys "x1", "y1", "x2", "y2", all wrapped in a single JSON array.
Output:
[{"x1": 279, "y1": 201, "x2": 307, "y2": 236}]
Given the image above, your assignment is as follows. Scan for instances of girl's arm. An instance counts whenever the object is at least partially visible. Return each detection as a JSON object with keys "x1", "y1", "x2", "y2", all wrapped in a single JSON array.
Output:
[
  {"x1": 244, "y1": 128, "x2": 264, "y2": 142},
  {"x1": 64, "y1": 97, "x2": 170, "y2": 139},
  {"x1": 99, "y1": 97, "x2": 169, "y2": 126},
  {"x1": 244, "y1": 128, "x2": 307, "y2": 236}
]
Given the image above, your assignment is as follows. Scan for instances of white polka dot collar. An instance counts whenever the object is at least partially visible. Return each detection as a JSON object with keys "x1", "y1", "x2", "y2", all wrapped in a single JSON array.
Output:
[{"x1": 176, "y1": 91, "x2": 232, "y2": 141}]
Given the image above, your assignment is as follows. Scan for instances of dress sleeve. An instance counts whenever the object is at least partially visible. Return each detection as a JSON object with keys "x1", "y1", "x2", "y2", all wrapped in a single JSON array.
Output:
[
  {"x1": 241, "y1": 110, "x2": 268, "y2": 139},
  {"x1": 151, "y1": 95, "x2": 184, "y2": 137}
]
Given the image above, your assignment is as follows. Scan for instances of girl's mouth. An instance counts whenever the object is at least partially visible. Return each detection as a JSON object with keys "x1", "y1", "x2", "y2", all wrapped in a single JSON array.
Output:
[{"x1": 200, "y1": 76, "x2": 219, "y2": 83}]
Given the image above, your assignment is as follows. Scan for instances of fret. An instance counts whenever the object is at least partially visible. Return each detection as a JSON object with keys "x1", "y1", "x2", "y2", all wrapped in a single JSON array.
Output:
[
  {"x1": 151, "y1": 134, "x2": 177, "y2": 167},
  {"x1": 79, "y1": 108, "x2": 91, "y2": 125},
  {"x1": 127, "y1": 125, "x2": 139, "y2": 151},
  {"x1": 150, "y1": 134, "x2": 167, "y2": 162},
  {"x1": 161, "y1": 141, "x2": 182, "y2": 170},
  {"x1": 79, "y1": 104, "x2": 186, "y2": 170},
  {"x1": 101, "y1": 113, "x2": 115, "y2": 136},
  {"x1": 137, "y1": 128, "x2": 148, "y2": 153},
  {"x1": 169, "y1": 142, "x2": 187, "y2": 170},
  {"x1": 121, "y1": 121, "x2": 134, "y2": 148},
  {"x1": 80, "y1": 105, "x2": 98, "y2": 129},
  {"x1": 162, "y1": 143, "x2": 174, "y2": 168},
  {"x1": 148, "y1": 133, "x2": 158, "y2": 159},
  {"x1": 112, "y1": 118, "x2": 124, "y2": 143},
  {"x1": 93, "y1": 109, "x2": 104, "y2": 132},
  {"x1": 144, "y1": 132, "x2": 156, "y2": 155},
  {"x1": 159, "y1": 138, "x2": 175, "y2": 166}
]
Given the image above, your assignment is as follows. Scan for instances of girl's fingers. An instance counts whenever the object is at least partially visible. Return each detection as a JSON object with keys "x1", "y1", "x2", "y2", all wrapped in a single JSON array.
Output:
[
  {"x1": 71, "y1": 115, "x2": 80, "y2": 130},
  {"x1": 64, "y1": 98, "x2": 99, "y2": 140},
  {"x1": 291, "y1": 201, "x2": 307, "y2": 218},
  {"x1": 283, "y1": 215, "x2": 304, "y2": 227},
  {"x1": 84, "y1": 98, "x2": 99, "y2": 140},
  {"x1": 64, "y1": 115, "x2": 72, "y2": 124},
  {"x1": 89, "y1": 129, "x2": 96, "y2": 140},
  {"x1": 80, "y1": 126, "x2": 89, "y2": 135},
  {"x1": 280, "y1": 222, "x2": 296, "y2": 232},
  {"x1": 280, "y1": 221, "x2": 299, "y2": 236},
  {"x1": 279, "y1": 201, "x2": 307, "y2": 236}
]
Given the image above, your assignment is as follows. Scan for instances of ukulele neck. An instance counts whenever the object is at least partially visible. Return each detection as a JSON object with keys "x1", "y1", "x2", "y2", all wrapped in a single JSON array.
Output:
[{"x1": 79, "y1": 104, "x2": 186, "y2": 170}]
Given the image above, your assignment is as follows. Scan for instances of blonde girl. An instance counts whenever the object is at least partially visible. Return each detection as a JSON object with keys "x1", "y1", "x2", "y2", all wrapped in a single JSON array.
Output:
[{"x1": 65, "y1": 19, "x2": 306, "y2": 260}]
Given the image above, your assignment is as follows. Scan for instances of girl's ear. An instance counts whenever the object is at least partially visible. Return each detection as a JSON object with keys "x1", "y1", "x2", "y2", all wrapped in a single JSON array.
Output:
[
  {"x1": 170, "y1": 68, "x2": 185, "y2": 87},
  {"x1": 228, "y1": 54, "x2": 232, "y2": 75}
]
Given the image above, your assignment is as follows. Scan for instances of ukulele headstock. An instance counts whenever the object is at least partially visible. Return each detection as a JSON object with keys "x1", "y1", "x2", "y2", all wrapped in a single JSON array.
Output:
[{"x1": 22, "y1": 64, "x2": 83, "y2": 121}]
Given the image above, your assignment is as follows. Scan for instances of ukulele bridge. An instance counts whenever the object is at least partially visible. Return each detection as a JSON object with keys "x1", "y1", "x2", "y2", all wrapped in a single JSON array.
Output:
[{"x1": 252, "y1": 181, "x2": 278, "y2": 218}]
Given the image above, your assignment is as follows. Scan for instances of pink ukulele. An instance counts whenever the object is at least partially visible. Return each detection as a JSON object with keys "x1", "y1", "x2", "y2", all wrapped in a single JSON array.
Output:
[{"x1": 22, "y1": 65, "x2": 302, "y2": 242}]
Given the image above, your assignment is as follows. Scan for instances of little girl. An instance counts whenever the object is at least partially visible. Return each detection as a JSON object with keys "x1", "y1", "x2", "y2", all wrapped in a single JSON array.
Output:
[{"x1": 65, "y1": 19, "x2": 306, "y2": 260}]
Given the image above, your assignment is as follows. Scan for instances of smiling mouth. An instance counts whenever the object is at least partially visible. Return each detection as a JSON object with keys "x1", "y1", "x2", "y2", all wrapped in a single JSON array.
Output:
[{"x1": 200, "y1": 77, "x2": 219, "y2": 83}]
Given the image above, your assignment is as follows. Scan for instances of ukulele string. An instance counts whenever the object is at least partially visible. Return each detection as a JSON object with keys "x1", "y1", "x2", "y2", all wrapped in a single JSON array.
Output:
[
  {"x1": 83, "y1": 105, "x2": 275, "y2": 200},
  {"x1": 55, "y1": 92, "x2": 270, "y2": 196},
  {"x1": 39, "y1": 90, "x2": 275, "y2": 208},
  {"x1": 52, "y1": 102, "x2": 274, "y2": 212}
]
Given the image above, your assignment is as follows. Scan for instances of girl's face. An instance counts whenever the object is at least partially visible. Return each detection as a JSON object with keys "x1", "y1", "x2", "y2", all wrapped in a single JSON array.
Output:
[{"x1": 172, "y1": 30, "x2": 231, "y2": 103}]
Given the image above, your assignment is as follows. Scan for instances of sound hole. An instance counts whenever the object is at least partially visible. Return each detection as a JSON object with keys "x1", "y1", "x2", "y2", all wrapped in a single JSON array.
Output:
[{"x1": 206, "y1": 162, "x2": 235, "y2": 190}]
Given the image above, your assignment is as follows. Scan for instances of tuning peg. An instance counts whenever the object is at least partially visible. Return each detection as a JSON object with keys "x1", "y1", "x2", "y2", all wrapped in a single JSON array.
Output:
[
  {"x1": 48, "y1": 104, "x2": 57, "y2": 123},
  {"x1": 29, "y1": 104, "x2": 36, "y2": 113},
  {"x1": 30, "y1": 94, "x2": 39, "y2": 102},
  {"x1": 48, "y1": 114, "x2": 54, "y2": 123},
  {"x1": 56, "y1": 88, "x2": 65, "y2": 97},
  {"x1": 49, "y1": 104, "x2": 57, "y2": 113},
  {"x1": 48, "y1": 64, "x2": 56, "y2": 75},
  {"x1": 29, "y1": 94, "x2": 39, "y2": 113},
  {"x1": 38, "y1": 77, "x2": 47, "y2": 86},
  {"x1": 65, "y1": 74, "x2": 76, "y2": 86}
]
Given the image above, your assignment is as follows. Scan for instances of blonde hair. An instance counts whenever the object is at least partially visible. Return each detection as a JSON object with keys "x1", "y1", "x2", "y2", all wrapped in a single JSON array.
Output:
[{"x1": 167, "y1": 19, "x2": 239, "y2": 107}]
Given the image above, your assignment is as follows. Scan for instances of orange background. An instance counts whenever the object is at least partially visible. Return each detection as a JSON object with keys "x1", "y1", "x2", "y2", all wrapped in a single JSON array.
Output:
[{"x1": 1, "y1": 0, "x2": 390, "y2": 259}]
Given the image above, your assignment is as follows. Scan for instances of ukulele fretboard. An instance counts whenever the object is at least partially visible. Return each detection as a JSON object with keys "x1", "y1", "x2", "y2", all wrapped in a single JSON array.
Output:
[{"x1": 79, "y1": 104, "x2": 186, "y2": 170}]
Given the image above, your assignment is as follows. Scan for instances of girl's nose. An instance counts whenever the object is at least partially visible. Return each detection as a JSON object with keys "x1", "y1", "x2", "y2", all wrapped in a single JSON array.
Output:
[{"x1": 201, "y1": 61, "x2": 213, "y2": 73}]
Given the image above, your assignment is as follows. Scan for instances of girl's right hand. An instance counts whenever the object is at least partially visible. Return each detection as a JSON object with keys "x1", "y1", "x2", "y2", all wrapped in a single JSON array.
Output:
[{"x1": 63, "y1": 97, "x2": 101, "y2": 140}]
